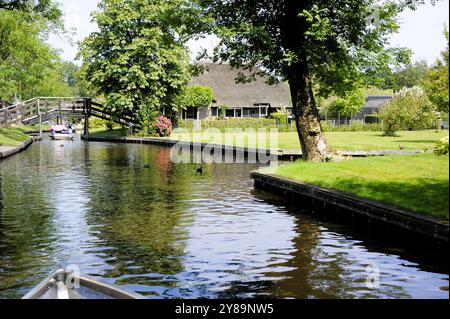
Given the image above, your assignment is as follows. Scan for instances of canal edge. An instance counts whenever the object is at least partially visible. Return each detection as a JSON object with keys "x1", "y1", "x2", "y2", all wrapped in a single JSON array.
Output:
[
  {"x1": 250, "y1": 171, "x2": 449, "y2": 244},
  {"x1": 81, "y1": 135, "x2": 430, "y2": 159},
  {"x1": 0, "y1": 138, "x2": 35, "y2": 160}
]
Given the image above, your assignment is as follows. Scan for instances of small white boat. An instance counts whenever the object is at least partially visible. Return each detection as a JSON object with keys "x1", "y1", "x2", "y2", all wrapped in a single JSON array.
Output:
[
  {"x1": 50, "y1": 125, "x2": 74, "y2": 140},
  {"x1": 22, "y1": 269, "x2": 144, "y2": 299}
]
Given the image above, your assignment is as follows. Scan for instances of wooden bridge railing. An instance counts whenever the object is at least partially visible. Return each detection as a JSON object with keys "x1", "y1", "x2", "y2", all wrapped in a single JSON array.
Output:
[{"x1": 0, "y1": 97, "x2": 139, "y2": 138}]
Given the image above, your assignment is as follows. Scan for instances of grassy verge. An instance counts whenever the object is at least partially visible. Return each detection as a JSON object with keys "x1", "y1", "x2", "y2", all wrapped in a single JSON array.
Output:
[
  {"x1": 171, "y1": 130, "x2": 449, "y2": 151},
  {"x1": 0, "y1": 127, "x2": 32, "y2": 146},
  {"x1": 171, "y1": 129, "x2": 449, "y2": 151},
  {"x1": 90, "y1": 128, "x2": 448, "y2": 151},
  {"x1": 20, "y1": 123, "x2": 52, "y2": 131},
  {"x1": 90, "y1": 127, "x2": 128, "y2": 137},
  {"x1": 267, "y1": 153, "x2": 449, "y2": 220}
]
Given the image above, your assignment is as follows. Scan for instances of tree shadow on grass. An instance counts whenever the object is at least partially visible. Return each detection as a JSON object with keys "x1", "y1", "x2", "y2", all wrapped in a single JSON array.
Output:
[{"x1": 329, "y1": 177, "x2": 449, "y2": 220}]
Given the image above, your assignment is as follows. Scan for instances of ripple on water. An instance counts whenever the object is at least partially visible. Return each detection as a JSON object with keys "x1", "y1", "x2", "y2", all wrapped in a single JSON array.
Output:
[{"x1": 0, "y1": 139, "x2": 448, "y2": 299}]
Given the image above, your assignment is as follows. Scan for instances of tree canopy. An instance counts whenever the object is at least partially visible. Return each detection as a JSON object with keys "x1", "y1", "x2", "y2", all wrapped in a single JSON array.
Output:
[
  {"x1": 198, "y1": 0, "x2": 420, "y2": 160},
  {"x1": 79, "y1": 0, "x2": 205, "y2": 124},
  {"x1": 422, "y1": 25, "x2": 449, "y2": 115},
  {"x1": 0, "y1": 8, "x2": 72, "y2": 102},
  {"x1": 0, "y1": 0, "x2": 63, "y2": 27},
  {"x1": 323, "y1": 89, "x2": 366, "y2": 119},
  {"x1": 389, "y1": 60, "x2": 429, "y2": 92},
  {"x1": 176, "y1": 85, "x2": 213, "y2": 109}
]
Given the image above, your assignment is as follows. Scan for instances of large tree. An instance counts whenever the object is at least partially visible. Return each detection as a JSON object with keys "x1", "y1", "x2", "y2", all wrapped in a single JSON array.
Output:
[
  {"x1": 0, "y1": 0, "x2": 62, "y2": 27},
  {"x1": 391, "y1": 60, "x2": 429, "y2": 91},
  {"x1": 198, "y1": 0, "x2": 427, "y2": 161},
  {"x1": 79, "y1": 0, "x2": 206, "y2": 124},
  {"x1": 422, "y1": 26, "x2": 449, "y2": 116},
  {"x1": 0, "y1": 8, "x2": 71, "y2": 102}
]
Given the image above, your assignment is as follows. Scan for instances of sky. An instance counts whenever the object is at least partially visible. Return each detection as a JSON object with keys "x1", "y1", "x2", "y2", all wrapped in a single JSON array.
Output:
[{"x1": 47, "y1": 0, "x2": 450, "y2": 66}]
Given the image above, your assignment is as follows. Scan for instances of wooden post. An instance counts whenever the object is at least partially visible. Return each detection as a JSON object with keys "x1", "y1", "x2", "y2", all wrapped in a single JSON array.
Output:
[
  {"x1": 84, "y1": 98, "x2": 91, "y2": 139},
  {"x1": 58, "y1": 100, "x2": 62, "y2": 125},
  {"x1": 38, "y1": 98, "x2": 42, "y2": 138}
]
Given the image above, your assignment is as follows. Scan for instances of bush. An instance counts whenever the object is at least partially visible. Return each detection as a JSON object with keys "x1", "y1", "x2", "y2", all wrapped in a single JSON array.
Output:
[
  {"x1": 322, "y1": 88, "x2": 366, "y2": 119},
  {"x1": 218, "y1": 104, "x2": 228, "y2": 119},
  {"x1": 150, "y1": 116, "x2": 173, "y2": 137},
  {"x1": 89, "y1": 117, "x2": 114, "y2": 130},
  {"x1": 176, "y1": 85, "x2": 213, "y2": 109},
  {"x1": 434, "y1": 136, "x2": 449, "y2": 156},
  {"x1": 178, "y1": 118, "x2": 277, "y2": 132},
  {"x1": 379, "y1": 86, "x2": 437, "y2": 136},
  {"x1": 106, "y1": 121, "x2": 114, "y2": 131},
  {"x1": 269, "y1": 111, "x2": 288, "y2": 126}
]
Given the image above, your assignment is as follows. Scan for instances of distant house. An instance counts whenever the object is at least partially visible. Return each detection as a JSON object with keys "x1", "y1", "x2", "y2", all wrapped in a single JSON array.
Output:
[
  {"x1": 354, "y1": 96, "x2": 393, "y2": 121},
  {"x1": 178, "y1": 63, "x2": 292, "y2": 120}
]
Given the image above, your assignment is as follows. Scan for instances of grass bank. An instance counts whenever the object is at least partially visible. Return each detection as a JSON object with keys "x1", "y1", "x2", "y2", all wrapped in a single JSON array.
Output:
[
  {"x1": 267, "y1": 153, "x2": 449, "y2": 220},
  {"x1": 171, "y1": 130, "x2": 448, "y2": 151},
  {"x1": 91, "y1": 127, "x2": 448, "y2": 151},
  {"x1": 0, "y1": 126, "x2": 33, "y2": 146},
  {"x1": 90, "y1": 127, "x2": 128, "y2": 138}
]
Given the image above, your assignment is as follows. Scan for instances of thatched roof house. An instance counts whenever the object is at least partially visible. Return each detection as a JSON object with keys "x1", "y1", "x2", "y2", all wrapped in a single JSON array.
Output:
[
  {"x1": 179, "y1": 63, "x2": 292, "y2": 120},
  {"x1": 191, "y1": 63, "x2": 292, "y2": 108}
]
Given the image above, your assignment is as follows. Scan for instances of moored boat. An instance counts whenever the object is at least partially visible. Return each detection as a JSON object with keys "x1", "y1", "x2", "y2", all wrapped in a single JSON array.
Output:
[
  {"x1": 22, "y1": 269, "x2": 144, "y2": 299},
  {"x1": 50, "y1": 124, "x2": 74, "y2": 140}
]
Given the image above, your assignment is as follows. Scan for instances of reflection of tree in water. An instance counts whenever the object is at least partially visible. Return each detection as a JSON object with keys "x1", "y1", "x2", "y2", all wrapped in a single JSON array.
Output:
[
  {"x1": 250, "y1": 193, "x2": 413, "y2": 298},
  {"x1": 0, "y1": 153, "x2": 55, "y2": 299},
  {"x1": 81, "y1": 144, "x2": 192, "y2": 295}
]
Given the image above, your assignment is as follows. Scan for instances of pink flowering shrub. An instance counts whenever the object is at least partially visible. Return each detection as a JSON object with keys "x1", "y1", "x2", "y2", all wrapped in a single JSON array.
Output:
[{"x1": 151, "y1": 116, "x2": 173, "y2": 137}]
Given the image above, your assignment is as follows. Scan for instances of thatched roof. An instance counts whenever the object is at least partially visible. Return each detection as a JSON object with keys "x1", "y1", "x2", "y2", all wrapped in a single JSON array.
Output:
[{"x1": 190, "y1": 63, "x2": 292, "y2": 108}]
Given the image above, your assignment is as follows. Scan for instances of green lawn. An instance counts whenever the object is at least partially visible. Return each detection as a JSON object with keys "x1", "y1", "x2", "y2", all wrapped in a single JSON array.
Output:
[
  {"x1": 22, "y1": 123, "x2": 52, "y2": 131},
  {"x1": 267, "y1": 153, "x2": 449, "y2": 220},
  {"x1": 91, "y1": 128, "x2": 448, "y2": 151},
  {"x1": 0, "y1": 127, "x2": 32, "y2": 146},
  {"x1": 90, "y1": 127, "x2": 128, "y2": 137},
  {"x1": 171, "y1": 129, "x2": 448, "y2": 151}
]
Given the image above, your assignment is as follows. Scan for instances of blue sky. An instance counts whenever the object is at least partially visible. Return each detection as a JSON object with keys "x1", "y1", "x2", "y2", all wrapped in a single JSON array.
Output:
[{"x1": 48, "y1": 0, "x2": 449, "y2": 66}]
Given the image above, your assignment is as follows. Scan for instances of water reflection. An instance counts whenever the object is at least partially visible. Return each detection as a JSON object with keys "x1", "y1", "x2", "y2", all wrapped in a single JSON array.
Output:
[{"x1": 0, "y1": 138, "x2": 448, "y2": 299}]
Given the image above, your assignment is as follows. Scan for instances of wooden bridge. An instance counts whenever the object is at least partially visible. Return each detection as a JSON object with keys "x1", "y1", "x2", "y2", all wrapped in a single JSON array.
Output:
[{"x1": 0, "y1": 97, "x2": 137, "y2": 138}]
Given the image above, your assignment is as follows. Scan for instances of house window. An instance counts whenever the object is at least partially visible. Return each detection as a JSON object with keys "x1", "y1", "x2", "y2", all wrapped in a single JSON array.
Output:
[
  {"x1": 211, "y1": 107, "x2": 218, "y2": 117},
  {"x1": 226, "y1": 109, "x2": 235, "y2": 118},
  {"x1": 235, "y1": 109, "x2": 242, "y2": 117},
  {"x1": 183, "y1": 107, "x2": 198, "y2": 119},
  {"x1": 259, "y1": 107, "x2": 268, "y2": 116},
  {"x1": 243, "y1": 108, "x2": 260, "y2": 118}
]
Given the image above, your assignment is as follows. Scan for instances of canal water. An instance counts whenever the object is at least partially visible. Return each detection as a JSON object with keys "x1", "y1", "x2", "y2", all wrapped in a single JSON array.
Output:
[{"x1": 0, "y1": 138, "x2": 448, "y2": 299}]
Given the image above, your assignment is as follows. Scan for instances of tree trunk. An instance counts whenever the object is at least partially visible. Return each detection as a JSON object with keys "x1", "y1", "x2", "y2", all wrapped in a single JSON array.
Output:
[
  {"x1": 282, "y1": 0, "x2": 330, "y2": 161},
  {"x1": 288, "y1": 62, "x2": 330, "y2": 161}
]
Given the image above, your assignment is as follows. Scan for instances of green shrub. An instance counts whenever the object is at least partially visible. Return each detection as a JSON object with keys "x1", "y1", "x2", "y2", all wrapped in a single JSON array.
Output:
[
  {"x1": 218, "y1": 104, "x2": 228, "y2": 119},
  {"x1": 269, "y1": 111, "x2": 288, "y2": 126},
  {"x1": 322, "y1": 88, "x2": 366, "y2": 119},
  {"x1": 379, "y1": 86, "x2": 437, "y2": 136},
  {"x1": 106, "y1": 121, "x2": 114, "y2": 130},
  {"x1": 176, "y1": 85, "x2": 213, "y2": 109},
  {"x1": 89, "y1": 117, "x2": 113, "y2": 130},
  {"x1": 178, "y1": 118, "x2": 277, "y2": 132},
  {"x1": 434, "y1": 136, "x2": 449, "y2": 155}
]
